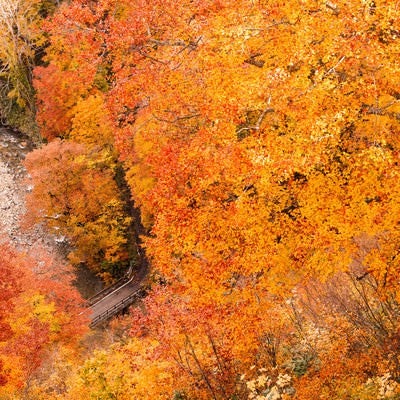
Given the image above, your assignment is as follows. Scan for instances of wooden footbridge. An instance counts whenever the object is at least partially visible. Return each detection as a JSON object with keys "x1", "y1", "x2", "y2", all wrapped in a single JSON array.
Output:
[{"x1": 87, "y1": 259, "x2": 148, "y2": 327}]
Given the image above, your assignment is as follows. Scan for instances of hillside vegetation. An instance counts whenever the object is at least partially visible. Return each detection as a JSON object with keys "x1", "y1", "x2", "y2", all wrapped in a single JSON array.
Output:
[{"x1": 1, "y1": 0, "x2": 400, "y2": 398}]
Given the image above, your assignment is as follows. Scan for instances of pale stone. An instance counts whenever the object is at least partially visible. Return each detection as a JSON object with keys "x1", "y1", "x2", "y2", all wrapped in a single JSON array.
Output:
[{"x1": 265, "y1": 386, "x2": 280, "y2": 400}]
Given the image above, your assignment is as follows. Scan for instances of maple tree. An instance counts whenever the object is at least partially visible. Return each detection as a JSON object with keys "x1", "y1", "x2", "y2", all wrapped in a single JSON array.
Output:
[
  {"x1": 24, "y1": 139, "x2": 131, "y2": 279},
  {"x1": 0, "y1": 242, "x2": 87, "y2": 398},
  {"x1": 33, "y1": 0, "x2": 113, "y2": 140},
  {"x1": 61, "y1": 337, "x2": 175, "y2": 400},
  {"x1": 0, "y1": 244, "x2": 23, "y2": 387}
]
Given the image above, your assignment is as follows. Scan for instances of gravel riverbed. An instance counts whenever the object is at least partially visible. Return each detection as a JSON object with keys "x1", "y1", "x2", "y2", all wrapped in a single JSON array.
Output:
[{"x1": 0, "y1": 127, "x2": 35, "y2": 247}]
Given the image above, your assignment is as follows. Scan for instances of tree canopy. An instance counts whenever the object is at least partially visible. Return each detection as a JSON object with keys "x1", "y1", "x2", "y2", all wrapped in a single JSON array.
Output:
[{"x1": 4, "y1": 0, "x2": 400, "y2": 398}]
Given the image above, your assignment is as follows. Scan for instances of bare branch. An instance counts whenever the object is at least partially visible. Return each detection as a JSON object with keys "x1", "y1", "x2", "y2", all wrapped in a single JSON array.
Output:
[
  {"x1": 323, "y1": 55, "x2": 346, "y2": 77},
  {"x1": 326, "y1": 1, "x2": 340, "y2": 15},
  {"x1": 236, "y1": 106, "x2": 274, "y2": 136}
]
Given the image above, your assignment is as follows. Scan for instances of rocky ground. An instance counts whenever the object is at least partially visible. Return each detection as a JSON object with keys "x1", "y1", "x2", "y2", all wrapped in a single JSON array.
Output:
[{"x1": 0, "y1": 127, "x2": 35, "y2": 247}]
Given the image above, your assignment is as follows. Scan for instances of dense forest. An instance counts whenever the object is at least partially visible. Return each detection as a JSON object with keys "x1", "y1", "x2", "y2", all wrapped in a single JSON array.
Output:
[{"x1": 1, "y1": 0, "x2": 400, "y2": 398}]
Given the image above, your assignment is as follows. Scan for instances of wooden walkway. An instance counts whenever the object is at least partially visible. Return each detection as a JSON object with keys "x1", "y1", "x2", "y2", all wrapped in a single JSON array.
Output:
[
  {"x1": 88, "y1": 279, "x2": 143, "y2": 327},
  {"x1": 87, "y1": 261, "x2": 148, "y2": 327}
]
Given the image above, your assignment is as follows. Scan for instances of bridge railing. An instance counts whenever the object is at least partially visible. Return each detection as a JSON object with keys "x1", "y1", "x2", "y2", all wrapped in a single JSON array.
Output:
[
  {"x1": 87, "y1": 276, "x2": 129, "y2": 306},
  {"x1": 89, "y1": 287, "x2": 145, "y2": 327},
  {"x1": 87, "y1": 262, "x2": 135, "y2": 306}
]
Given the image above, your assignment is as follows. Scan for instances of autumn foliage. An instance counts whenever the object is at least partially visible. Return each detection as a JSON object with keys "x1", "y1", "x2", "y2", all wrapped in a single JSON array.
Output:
[
  {"x1": 0, "y1": 243, "x2": 87, "y2": 397},
  {"x1": 24, "y1": 139, "x2": 131, "y2": 279},
  {"x1": 9, "y1": 0, "x2": 400, "y2": 398}
]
